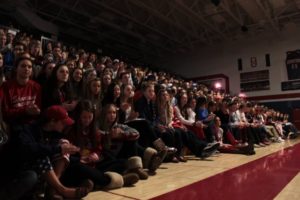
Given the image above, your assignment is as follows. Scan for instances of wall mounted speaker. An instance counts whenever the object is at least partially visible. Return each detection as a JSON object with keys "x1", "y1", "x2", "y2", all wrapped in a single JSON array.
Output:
[
  {"x1": 265, "y1": 54, "x2": 271, "y2": 67},
  {"x1": 238, "y1": 58, "x2": 243, "y2": 71}
]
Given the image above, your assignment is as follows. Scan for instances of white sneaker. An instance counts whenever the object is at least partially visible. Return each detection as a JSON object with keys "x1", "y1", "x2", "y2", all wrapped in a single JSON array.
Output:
[{"x1": 277, "y1": 137, "x2": 285, "y2": 142}]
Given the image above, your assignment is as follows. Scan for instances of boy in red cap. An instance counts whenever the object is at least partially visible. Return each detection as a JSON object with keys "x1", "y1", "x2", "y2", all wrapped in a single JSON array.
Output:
[{"x1": 4, "y1": 105, "x2": 93, "y2": 199}]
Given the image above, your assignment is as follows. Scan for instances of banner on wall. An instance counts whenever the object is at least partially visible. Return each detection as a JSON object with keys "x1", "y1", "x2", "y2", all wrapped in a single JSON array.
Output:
[
  {"x1": 281, "y1": 50, "x2": 300, "y2": 91},
  {"x1": 286, "y1": 50, "x2": 300, "y2": 80},
  {"x1": 240, "y1": 70, "x2": 270, "y2": 92},
  {"x1": 282, "y1": 80, "x2": 300, "y2": 91}
]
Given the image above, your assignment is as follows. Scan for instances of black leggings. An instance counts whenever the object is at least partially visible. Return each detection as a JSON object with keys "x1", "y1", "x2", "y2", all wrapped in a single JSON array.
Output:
[
  {"x1": 126, "y1": 120, "x2": 158, "y2": 148},
  {"x1": 159, "y1": 128, "x2": 183, "y2": 156},
  {"x1": 61, "y1": 162, "x2": 111, "y2": 187},
  {"x1": 96, "y1": 159, "x2": 127, "y2": 174},
  {"x1": 232, "y1": 127, "x2": 254, "y2": 143},
  {"x1": 116, "y1": 140, "x2": 138, "y2": 159},
  {"x1": 251, "y1": 127, "x2": 265, "y2": 144},
  {"x1": 177, "y1": 128, "x2": 207, "y2": 157}
]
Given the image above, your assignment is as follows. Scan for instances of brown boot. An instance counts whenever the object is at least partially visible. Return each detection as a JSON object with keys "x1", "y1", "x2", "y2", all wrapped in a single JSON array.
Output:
[
  {"x1": 149, "y1": 154, "x2": 163, "y2": 172},
  {"x1": 72, "y1": 179, "x2": 94, "y2": 199},
  {"x1": 143, "y1": 147, "x2": 162, "y2": 172},
  {"x1": 104, "y1": 172, "x2": 124, "y2": 189},
  {"x1": 122, "y1": 173, "x2": 139, "y2": 186},
  {"x1": 127, "y1": 156, "x2": 149, "y2": 180},
  {"x1": 80, "y1": 179, "x2": 94, "y2": 194},
  {"x1": 152, "y1": 138, "x2": 168, "y2": 161},
  {"x1": 128, "y1": 168, "x2": 148, "y2": 180}
]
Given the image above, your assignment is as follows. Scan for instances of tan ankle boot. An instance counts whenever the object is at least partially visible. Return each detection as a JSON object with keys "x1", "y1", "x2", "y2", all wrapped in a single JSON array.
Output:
[
  {"x1": 122, "y1": 173, "x2": 139, "y2": 186},
  {"x1": 127, "y1": 156, "x2": 148, "y2": 180}
]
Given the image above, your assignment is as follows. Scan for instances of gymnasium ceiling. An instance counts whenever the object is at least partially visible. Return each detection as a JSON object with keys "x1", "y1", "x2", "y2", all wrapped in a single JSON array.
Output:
[{"x1": 1, "y1": 0, "x2": 300, "y2": 65}]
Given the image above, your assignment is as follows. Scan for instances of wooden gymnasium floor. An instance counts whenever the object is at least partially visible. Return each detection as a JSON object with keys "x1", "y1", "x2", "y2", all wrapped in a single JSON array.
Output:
[{"x1": 84, "y1": 139, "x2": 300, "y2": 200}]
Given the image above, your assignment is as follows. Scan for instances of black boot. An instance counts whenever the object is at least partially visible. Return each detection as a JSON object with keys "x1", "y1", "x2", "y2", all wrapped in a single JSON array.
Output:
[{"x1": 153, "y1": 138, "x2": 177, "y2": 161}]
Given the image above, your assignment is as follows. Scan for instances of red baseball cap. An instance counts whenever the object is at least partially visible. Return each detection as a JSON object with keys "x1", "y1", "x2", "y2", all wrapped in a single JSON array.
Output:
[{"x1": 44, "y1": 105, "x2": 74, "y2": 126}]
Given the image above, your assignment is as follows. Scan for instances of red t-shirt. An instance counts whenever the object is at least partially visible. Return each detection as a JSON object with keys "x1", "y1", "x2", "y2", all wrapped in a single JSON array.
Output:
[{"x1": 0, "y1": 79, "x2": 41, "y2": 124}]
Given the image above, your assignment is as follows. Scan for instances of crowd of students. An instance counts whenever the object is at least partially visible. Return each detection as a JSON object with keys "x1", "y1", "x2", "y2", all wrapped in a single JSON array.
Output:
[{"x1": 0, "y1": 27, "x2": 298, "y2": 200}]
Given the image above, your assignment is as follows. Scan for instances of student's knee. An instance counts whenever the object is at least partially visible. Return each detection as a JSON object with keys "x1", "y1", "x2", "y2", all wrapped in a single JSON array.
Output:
[{"x1": 22, "y1": 170, "x2": 38, "y2": 189}]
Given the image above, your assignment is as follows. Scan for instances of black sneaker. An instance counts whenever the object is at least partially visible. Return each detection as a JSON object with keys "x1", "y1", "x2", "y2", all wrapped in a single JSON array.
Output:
[
  {"x1": 200, "y1": 143, "x2": 220, "y2": 159},
  {"x1": 239, "y1": 143, "x2": 255, "y2": 155},
  {"x1": 289, "y1": 132, "x2": 298, "y2": 139}
]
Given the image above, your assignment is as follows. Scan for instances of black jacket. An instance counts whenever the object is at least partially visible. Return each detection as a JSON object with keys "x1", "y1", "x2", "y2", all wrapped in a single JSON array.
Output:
[
  {"x1": 0, "y1": 123, "x2": 62, "y2": 172},
  {"x1": 134, "y1": 96, "x2": 157, "y2": 125}
]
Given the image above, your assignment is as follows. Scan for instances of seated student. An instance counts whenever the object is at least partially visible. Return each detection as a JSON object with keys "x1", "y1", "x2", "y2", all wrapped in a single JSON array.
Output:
[
  {"x1": 228, "y1": 101, "x2": 255, "y2": 147},
  {"x1": 0, "y1": 53, "x2": 5, "y2": 87},
  {"x1": 174, "y1": 93, "x2": 206, "y2": 140},
  {"x1": 119, "y1": 71, "x2": 133, "y2": 86},
  {"x1": 3, "y1": 41, "x2": 27, "y2": 80},
  {"x1": 117, "y1": 83, "x2": 165, "y2": 171},
  {"x1": 275, "y1": 111, "x2": 296, "y2": 139},
  {"x1": 29, "y1": 40, "x2": 43, "y2": 67},
  {"x1": 164, "y1": 91, "x2": 220, "y2": 160},
  {"x1": 84, "y1": 78, "x2": 102, "y2": 118},
  {"x1": 42, "y1": 64, "x2": 77, "y2": 112},
  {"x1": 100, "y1": 72, "x2": 113, "y2": 99},
  {"x1": 64, "y1": 100, "x2": 139, "y2": 190},
  {"x1": 244, "y1": 103, "x2": 271, "y2": 146},
  {"x1": 214, "y1": 98, "x2": 238, "y2": 145},
  {"x1": 0, "y1": 57, "x2": 41, "y2": 125},
  {"x1": 212, "y1": 117, "x2": 255, "y2": 155},
  {"x1": 28, "y1": 40, "x2": 43, "y2": 79},
  {"x1": 237, "y1": 103, "x2": 267, "y2": 147},
  {"x1": 117, "y1": 83, "x2": 139, "y2": 123},
  {"x1": 135, "y1": 82, "x2": 220, "y2": 162},
  {"x1": 83, "y1": 69, "x2": 97, "y2": 85},
  {"x1": 102, "y1": 82, "x2": 121, "y2": 107},
  {"x1": 0, "y1": 30, "x2": 7, "y2": 53},
  {"x1": 35, "y1": 61, "x2": 56, "y2": 87},
  {"x1": 263, "y1": 109, "x2": 285, "y2": 142},
  {"x1": 281, "y1": 113, "x2": 298, "y2": 139},
  {"x1": 7, "y1": 105, "x2": 93, "y2": 199},
  {"x1": 0, "y1": 101, "x2": 38, "y2": 200},
  {"x1": 195, "y1": 96, "x2": 215, "y2": 143},
  {"x1": 134, "y1": 82, "x2": 178, "y2": 158},
  {"x1": 69, "y1": 67, "x2": 84, "y2": 100},
  {"x1": 99, "y1": 104, "x2": 149, "y2": 180},
  {"x1": 156, "y1": 89, "x2": 184, "y2": 162}
]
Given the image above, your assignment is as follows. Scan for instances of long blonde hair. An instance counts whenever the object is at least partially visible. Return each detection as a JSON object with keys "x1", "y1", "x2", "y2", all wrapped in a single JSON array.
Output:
[
  {"x1": 85, "y1": 78, "x2": 102, "y2": 112},
  {"x1": 98, "y1": 104, "x2": 118, "y2": 132},
  {"x1": 156, "y1": 89, "x2": 173, "y2": 125}
]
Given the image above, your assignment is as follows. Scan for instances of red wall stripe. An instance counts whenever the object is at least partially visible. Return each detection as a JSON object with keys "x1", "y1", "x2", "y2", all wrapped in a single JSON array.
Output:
[{"x1": 247, "y1": 93, "x2": 300, "y2": 101}]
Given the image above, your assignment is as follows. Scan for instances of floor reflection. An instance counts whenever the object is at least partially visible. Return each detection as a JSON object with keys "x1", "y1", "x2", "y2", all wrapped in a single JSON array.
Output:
[{"x1": 151, "y1": 143, "x2": 300, "y2": 200}]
